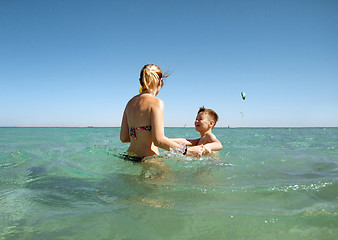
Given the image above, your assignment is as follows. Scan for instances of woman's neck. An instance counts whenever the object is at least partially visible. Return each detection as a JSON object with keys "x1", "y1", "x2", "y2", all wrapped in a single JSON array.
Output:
[
  {"x1": 141, "y1": 91, "x2": 155, "y2": 96},
  {"x1": 141, "y1": 89, "x2": 158, "y2": 96}
]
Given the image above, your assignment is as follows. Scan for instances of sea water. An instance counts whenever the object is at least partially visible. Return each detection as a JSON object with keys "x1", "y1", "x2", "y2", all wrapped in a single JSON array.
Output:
[{"x1": 0, "y1": 127, "x2": 337, "y2": 240}]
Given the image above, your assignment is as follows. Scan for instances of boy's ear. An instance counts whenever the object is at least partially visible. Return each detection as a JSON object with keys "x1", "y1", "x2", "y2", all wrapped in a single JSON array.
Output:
[{"x1": 209, "y1": 120, "x2": 215, "y2": 128}]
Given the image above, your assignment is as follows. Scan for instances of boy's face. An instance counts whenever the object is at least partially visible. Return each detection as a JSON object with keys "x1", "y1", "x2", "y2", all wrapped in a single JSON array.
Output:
[{"x1": 195, "y1": 112, "x2": 213, "y2": 132}]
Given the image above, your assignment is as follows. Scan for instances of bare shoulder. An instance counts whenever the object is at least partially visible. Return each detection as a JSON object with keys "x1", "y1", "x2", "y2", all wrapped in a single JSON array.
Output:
[
  {"x1": 150, "y1": 96, "x2": 164, "y2": 109},
  {"x1": 127, "y1": 94, "x2": 162, "y2": 108},
  {"x1": 126, "y1": 94, "x2": 140, "y2": 107}
]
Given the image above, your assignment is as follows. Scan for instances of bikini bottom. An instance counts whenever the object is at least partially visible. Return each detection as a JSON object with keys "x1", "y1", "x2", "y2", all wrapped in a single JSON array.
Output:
[
  {"x1": 120, "y1": 154, "x2": 144, "y2": 163},
  {"x1": 119, "y1": 153, "x2": 165, "y2": 163}
]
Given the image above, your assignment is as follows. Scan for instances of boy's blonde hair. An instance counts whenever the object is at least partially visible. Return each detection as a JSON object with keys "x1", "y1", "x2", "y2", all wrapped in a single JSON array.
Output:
[
  {"x1": 198, "y1": 107, "x2": 219, "y2": 128},
  {"x1": 140, "y1": 64, "x2": 164, "y2": 92}
]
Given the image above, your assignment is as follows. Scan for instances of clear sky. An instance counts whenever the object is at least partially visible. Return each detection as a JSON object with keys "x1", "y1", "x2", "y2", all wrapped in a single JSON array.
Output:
[{"x1": 1, "y1": 0, "x2": 337, "y2": 127}]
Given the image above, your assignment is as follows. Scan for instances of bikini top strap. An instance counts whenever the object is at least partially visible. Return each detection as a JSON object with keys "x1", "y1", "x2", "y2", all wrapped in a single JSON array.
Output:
[{"x1": 129, "y1": 126, "x2": 152, "y2": 139}]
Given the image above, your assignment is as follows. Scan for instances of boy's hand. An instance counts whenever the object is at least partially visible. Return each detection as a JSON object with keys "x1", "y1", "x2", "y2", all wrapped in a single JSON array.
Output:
[
  {"x1": 201, "y1": 144, "x2": 212, "y2": 155},
  {"x1": 186, "y1": 145, "x2": 212, "y2": 158},
  {"x1": 186, "y1": 145, "x2": 204, "y2": 158}
]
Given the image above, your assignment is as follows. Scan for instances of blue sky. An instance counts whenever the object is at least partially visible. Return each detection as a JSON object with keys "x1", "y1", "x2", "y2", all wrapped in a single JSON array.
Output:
[{"x1": 1, "y1": 0, "x2": 337, "y2": 127}]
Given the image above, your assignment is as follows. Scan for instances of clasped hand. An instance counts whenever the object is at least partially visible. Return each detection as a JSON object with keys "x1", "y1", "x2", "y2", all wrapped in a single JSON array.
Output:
[{"x1": 186, "y1": 144, "x2": 211, "y2": 158}]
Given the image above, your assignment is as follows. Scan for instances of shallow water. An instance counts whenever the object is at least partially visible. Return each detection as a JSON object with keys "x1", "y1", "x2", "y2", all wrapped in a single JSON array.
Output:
[{"x1": 0, "y1": 127, "x2": 337, "y2": 240}]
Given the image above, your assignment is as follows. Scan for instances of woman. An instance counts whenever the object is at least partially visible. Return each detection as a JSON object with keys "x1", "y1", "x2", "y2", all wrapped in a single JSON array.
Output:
[{"x1": 120, "y1": 64, "x2": 201, "y2": 160}]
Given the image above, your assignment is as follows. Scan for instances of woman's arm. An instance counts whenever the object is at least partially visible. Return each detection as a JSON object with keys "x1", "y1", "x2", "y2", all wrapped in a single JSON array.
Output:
[
  {"x1": 120, "y1": 108, "x2": 130, "y2": 143},
  {"x1": 186, "y1": 138, "x2": 200, "y2": 146},
  {"x1": 171, "y1": 138, "x2": 193, "y2": 146},
  {"x1": 151, "y1": 99, "x2": 184, "y2": 151}
]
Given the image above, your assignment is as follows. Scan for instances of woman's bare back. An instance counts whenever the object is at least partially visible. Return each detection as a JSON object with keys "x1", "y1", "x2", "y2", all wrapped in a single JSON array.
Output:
[{"x1": 125, "y1": 94, "x2": 161, "y2": 156}]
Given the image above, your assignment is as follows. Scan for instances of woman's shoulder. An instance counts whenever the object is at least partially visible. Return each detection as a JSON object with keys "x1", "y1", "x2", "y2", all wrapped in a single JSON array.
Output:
[
  {"x1": 142, "y1": 94, "x2": 163, "y2": 105},
  {"x1": 127, "y1": 94, "x2": 163, "y2": 108},
  {"x1": 148, "y1": 96, "x2": 163, "y2": 110}
]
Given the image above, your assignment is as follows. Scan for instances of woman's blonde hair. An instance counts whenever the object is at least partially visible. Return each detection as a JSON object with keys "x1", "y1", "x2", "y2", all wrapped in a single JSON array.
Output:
[{"x1": 139, "y1": 64, "x2": 165, "y2": 92}]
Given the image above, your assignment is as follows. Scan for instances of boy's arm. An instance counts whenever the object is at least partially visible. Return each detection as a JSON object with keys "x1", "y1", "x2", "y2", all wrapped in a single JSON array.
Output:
[
  {"x1": 186, "y1": 138, "x2": 200, "y2": 146},
  {"x1": 202, "y1": 133, "x2": 223, "y2": 154}
]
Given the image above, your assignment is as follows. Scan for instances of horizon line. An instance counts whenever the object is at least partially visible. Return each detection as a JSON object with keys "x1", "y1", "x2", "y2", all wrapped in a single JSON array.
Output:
[{"x1": 1, "y1": 126, "x2": 337, "y2": 129}]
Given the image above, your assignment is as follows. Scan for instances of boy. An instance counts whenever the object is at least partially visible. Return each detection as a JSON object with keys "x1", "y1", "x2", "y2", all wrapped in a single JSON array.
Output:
[{"x1": 174, "y1": 107, "x2": 223, "y2": 157}]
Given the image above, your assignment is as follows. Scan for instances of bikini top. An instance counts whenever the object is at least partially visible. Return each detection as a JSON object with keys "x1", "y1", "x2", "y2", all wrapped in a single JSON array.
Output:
[{"x1": 129, "y1": 126, "x2": 152, "y2": 139}]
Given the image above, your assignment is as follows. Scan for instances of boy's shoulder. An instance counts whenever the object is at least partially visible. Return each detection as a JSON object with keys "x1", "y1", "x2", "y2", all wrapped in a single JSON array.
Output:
[
  {"x1": 205, "y1": 131, "x2": 216, "y2": 138},
  {"x1": 197, "y1": 131, "x2": 217, "y2": 144},
  {"x1": 205, "y1": 131, "x2": 219, "y2": 141}
]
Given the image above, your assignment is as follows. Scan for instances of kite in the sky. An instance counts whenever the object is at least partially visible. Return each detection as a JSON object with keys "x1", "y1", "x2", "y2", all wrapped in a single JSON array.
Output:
[{"x1": 241, "y1": 91, "x2": 246, "y2": 100}]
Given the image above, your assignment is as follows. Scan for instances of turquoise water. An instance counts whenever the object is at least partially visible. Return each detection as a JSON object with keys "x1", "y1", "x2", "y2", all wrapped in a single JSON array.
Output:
[{"x1": 0, "y1": 127, "x2": 337, "y2": 240}]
